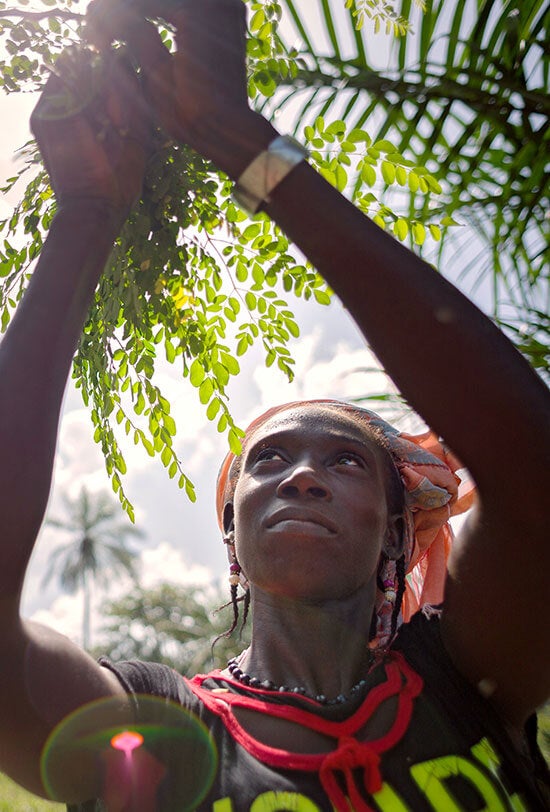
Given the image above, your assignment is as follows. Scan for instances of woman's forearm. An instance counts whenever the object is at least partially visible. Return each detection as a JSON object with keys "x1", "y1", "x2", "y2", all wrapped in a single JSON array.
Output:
[
  {"x1": 0, "y1": 203, "x2": 120, "y2": 602},
  {"x1": 263, "y1": 159, "x2": 549, "y2": 512},
  {"x1": 205, "y1": 106, "x2": 548, "y2": 509}
]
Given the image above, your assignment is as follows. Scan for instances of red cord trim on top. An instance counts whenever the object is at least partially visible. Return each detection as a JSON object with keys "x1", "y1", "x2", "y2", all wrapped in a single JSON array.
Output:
[{"x1": 186, "y1": 652, "x2": 423, "y2": 772}]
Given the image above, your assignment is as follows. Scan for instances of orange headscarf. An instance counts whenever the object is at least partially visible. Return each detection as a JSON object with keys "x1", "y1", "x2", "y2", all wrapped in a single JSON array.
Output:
[{"x1": 216, "y1": 401, "x2": 475, "y2": 646}]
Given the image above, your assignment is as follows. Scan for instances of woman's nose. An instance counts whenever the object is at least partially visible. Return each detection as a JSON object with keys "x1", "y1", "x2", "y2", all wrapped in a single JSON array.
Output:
[{"x1": 276, "y1": 464, "x2": 332, "y2": 500}]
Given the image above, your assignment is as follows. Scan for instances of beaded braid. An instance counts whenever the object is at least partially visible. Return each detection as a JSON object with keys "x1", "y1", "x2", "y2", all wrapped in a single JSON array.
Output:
[
  {"x1": 241, "y1": 588, "x2": 251, "y2": 631},
  {"x1": 228, "y1": 583, "x2": 239, "y2": 636},
  {"x1": 212, "y1": 584, "x2": 240, "y2": 646},
  {"x1": 214, "y1": 582, "x2": 250, "y2": 644}
]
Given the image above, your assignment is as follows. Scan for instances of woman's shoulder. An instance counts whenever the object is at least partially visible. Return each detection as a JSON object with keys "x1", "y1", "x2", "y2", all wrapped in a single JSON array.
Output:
[
  {"x1": 391, "y1": 605, "x2": 491, "y2": 704},
  {"x1": 99, "y1": 656, "x2": 192, "y2": 706},
  {"x1": 391, "y1": 608, "x2": 549, "y2": 802}
]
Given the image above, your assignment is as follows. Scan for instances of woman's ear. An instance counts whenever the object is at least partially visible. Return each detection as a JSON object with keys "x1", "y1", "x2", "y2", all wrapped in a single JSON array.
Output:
[
  {"x1": 222, "y1": 502, "x2": 235, "y2": 564},
  {"x1": 222, "y1": 502, "x2": 235, "y2": 537},
  {"x1": 383, "y1": 513, "x2": 405, "y2": 560}
]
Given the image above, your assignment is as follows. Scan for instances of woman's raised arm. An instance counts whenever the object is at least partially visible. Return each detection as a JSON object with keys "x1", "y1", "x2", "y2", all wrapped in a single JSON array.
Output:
[
  {"x1": 0, "y1": 53, "x2": 148, "y2": 799},
  {"x1": 92, "y1": 0, "x2": 550, "y2": 728},
  {"x1": 265, "y1": 158, "x2": 549, "y2": 725}
]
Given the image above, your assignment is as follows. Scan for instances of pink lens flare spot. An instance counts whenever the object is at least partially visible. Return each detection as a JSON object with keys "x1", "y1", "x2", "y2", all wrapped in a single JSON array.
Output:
[{"x1": 110, "y1": 731, "x2": 144, "y2": 753}]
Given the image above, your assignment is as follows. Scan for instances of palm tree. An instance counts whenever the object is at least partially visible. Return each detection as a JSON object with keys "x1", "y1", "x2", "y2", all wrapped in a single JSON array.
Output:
[
  {"x1": 43, "y1": 486, "x2": 144, "y2": 649},
  {"x1": 265, "y1": 0, "x2": 549, "y2": 375}
]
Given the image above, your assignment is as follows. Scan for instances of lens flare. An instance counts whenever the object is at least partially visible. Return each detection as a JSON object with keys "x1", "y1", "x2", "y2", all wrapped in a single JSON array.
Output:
[
  {"x1": 111, "y1": 730, "x2": 144, "y2": 753},
  {"x1": 41, "y1": 694, "x2": 217, "y2": 811}
]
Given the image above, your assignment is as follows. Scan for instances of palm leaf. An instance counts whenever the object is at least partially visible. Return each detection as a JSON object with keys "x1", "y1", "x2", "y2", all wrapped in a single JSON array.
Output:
[
  {"x1": 269, "y1": 0, "x2": 549, "y2": 372},
  {"x1": 42, "y1": 487, "x2": 144, "y2": 646}
]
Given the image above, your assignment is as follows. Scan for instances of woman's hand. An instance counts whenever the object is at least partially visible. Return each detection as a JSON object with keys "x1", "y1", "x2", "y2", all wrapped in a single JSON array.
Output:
[
  {"x1": 86, "y1": 0, "x2": 277, "y2": 179},
  {"x1": 31, "y1": 48, "x2": 152, "y2": 222}
]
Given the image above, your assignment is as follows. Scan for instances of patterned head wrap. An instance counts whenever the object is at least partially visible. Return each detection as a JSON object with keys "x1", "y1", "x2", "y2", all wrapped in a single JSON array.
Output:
[{"x1": 216, "y1": 400, "x2": 475, "y2": 647}]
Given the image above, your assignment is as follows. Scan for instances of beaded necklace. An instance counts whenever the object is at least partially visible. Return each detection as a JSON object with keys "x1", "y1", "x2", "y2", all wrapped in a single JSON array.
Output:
[{"x1": 227, "y1": 656, "x2": 373, "y2": 706}]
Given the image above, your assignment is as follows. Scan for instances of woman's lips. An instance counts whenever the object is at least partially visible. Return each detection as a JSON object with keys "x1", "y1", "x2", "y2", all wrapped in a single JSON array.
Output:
[{"x1": 266, "y1": 509, "x2": 337, "y2": 534}]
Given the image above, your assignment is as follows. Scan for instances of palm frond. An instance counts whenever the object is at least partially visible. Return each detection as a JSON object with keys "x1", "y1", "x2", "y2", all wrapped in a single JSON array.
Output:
[
  {"x1": 270, "y1": 0, "x2": 549, "y2": 372},
  {"x1": 42, "y1": 487, "x2": 145, "y2": 645}
]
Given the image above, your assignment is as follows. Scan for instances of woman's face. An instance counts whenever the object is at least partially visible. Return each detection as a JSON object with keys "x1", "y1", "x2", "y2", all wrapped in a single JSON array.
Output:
[{"x1": 231, "y1": 407, "x2": 401, "y2": 602}]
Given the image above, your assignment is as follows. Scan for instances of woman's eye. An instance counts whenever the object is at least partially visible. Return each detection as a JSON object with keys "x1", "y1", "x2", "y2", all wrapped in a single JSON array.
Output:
[
  {"x1": 334, "y1": 453, "x2": 364, "y2": 467},
  {"x1": 256, "y1": 448, "x2": 284, "y2": 463}
]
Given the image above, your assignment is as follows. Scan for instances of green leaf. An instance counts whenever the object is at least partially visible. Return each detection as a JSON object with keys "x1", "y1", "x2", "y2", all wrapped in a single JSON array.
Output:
[
  {"x1": 326, "y1": 119, "x2": 346, "y2": 135},
  {"x1": 243, "y1": 223, "x2": 261, "y2": 241},
  {"x1": 408, "y1": 172, "x2": 419, "y2": 193},
  {"x1": 185, "y1": 478, "x2": 197, "y2": 502},
  {"x1": 237, "y1": 336, "x2": 249, "y2": 356},
  {"x1": 199, "y1": 378, "x2": 214, "y2": 405},
  {"x1": 429, "y1": 224, "x2": 442, "y2": 241},
  {"x1": 313, "y1": 289, "x2": 331, "y2": 305},
  {"x1": 207, "y1": 397, "x2": 221, "y2": 420},
  {"x1": 335, "y1": 164, "x2": 348, "y2": 191},
  {"x1": 250, "y1": 8, "x2": 266, "y2": 32},
  {"x1": 348, "y1": 129, "x2": 371, "y2": 144},
  {"x1": 361, "y1": 163, "x2": 377, "y2": 187},
  {"x1": 373, "y1": 139, "x2": 398, "y2": 153},
  {"x1": 395, "y1": 166, "x2": 407, "y2": 186},
  {"x1": 228, "y1": 428, "x2": 242, "y2": 456},
  {"x1": 394, "y1": 219, "x2": 409, "y2": 241},
  {"x1": 381, "y1": 161, "x2": 396, "y2": 185},
  {"x1": 189, "y1": 359, "x2": 205, "y2": 387},
  {"x1": 213, "y1": 362, "x2": 230, "y2": 387},
  {"x1": 221, "y1": 352, "x2": 240, "y2": 375},
  {"x1": 412, "y1": 222, "x2": 426, "y2": 246}
]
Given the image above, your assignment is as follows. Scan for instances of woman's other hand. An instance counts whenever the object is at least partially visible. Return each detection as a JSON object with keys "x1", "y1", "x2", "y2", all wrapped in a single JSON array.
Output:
[
  {"x1": 86, "y1": 0, "x2": 277, "y2": 179},
  {"x1": 31, "y1": 48, "x2": 152, "y2": 222}
]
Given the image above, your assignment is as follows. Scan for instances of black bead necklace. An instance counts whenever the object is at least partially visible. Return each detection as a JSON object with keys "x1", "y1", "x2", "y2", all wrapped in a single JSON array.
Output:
[{"x1": 227, "y1": 657, "x2": 370, "y2": 706}]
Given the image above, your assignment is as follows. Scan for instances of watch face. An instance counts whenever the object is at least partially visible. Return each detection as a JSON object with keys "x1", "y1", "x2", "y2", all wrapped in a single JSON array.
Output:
[{"x1": 234, "y1": 136, "x2": 309, "y2": 215}]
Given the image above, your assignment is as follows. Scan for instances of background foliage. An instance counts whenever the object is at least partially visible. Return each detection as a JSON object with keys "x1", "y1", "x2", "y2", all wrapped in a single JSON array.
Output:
[
  {"x1": 91, "y1": 582, "x2": 251, "y2": 673},
  {"x1": 0, "y1": 0, "x2": 461, "y2": 516},
  {"x1": 0, "y1": 772, "x2": 64, "y2": 811}
]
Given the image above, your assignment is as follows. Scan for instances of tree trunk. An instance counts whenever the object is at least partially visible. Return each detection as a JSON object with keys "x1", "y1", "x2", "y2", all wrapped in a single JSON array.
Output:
[{"x1": 82, "y1": 571, "x2": 91, "y2": 651}]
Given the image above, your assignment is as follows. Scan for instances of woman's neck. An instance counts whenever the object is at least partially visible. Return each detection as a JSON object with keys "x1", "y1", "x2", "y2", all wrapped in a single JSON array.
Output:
[{"x1": 235, "y1": 585, "x2": 376, "y2": 700}]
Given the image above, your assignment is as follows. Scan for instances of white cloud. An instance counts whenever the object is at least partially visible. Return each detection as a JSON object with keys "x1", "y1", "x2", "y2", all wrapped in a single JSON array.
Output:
[
  {"x1": 247, "y1": 329, "x2": 394, "y2": 421},
  {"x1": 55, "y1": 408, "x2": 105, "y2": 484},
  {"x1": 140, "y1": 542, "x2": 212, "y2": 589},
  {"x1": 178, "y1": 432, "x2": 220, "y2": 475},
  {"x1": 30, "y1": 593, "x2": 85, "y2": 646}
]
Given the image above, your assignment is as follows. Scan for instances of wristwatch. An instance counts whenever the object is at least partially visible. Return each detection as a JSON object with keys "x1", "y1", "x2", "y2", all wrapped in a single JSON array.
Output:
[{"x1": 233, "y1": 135, "x2": 309, "y2": 216}]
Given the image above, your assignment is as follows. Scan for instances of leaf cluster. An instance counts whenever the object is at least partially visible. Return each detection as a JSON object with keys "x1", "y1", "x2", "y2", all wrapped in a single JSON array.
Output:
[
  {"x1": 0, "y1": 0, "x2": 453, "y2": 516},
  {"x1": 345, "y1": 0, "x2": 426, "y2": 36},
  {"x1": 0, "y1": 0, "x2": 81, "y2": 92},
  {"x1": 303, "y1": 114, "x2": 457, "y2": 245}
]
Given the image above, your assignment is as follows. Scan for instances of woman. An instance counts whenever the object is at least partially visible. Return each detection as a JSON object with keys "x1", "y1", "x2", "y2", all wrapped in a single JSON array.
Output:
[{"x1": 0, "y1": 1, "x2": 547, "y2": 809}]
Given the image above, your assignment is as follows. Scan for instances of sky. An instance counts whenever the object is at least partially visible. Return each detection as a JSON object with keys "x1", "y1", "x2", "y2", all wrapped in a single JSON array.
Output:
[{"x1": 0, "y1": 0, "x2": 475, "y2": 651}]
